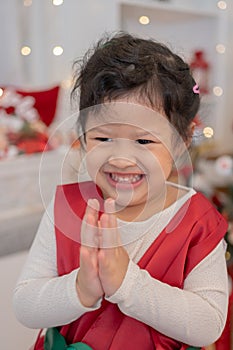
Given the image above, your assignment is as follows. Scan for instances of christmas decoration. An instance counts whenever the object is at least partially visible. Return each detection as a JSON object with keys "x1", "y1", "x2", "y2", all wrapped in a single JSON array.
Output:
[
  {"x1": 190, "y1": 50, "x2": 210, "y2": 95},
  {"x1": 0, "y1": 86, "x2": 60, "y2": 158}
]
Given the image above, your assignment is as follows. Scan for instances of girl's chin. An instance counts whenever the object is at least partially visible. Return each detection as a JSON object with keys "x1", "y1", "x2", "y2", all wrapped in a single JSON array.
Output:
[
  {"x1": 100, "y1": 186, "x2": 140, "y2": 209},
  {"x1": 106, "y1": 189, "x2": 149, "y2": 213}
]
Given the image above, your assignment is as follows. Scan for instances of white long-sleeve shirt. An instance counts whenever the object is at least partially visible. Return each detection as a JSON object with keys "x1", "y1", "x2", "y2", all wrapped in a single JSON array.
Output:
[{"x1": 13, "y1": 185, "x2": 228, "y2": 347}]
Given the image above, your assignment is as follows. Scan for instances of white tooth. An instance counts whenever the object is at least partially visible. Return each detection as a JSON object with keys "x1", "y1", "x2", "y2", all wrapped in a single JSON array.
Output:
[
  {"x1": 111, "y1": 173, "x2": 141, "y2": 183},
  {"x1": 132, "y1": 176, "x2": 138, "y2": 183}
]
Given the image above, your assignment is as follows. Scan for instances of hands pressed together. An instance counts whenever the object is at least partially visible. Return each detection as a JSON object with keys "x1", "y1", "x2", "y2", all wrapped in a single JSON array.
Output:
[{"x1": 76, "y1": 198, "x2": 130, "y2": 307}]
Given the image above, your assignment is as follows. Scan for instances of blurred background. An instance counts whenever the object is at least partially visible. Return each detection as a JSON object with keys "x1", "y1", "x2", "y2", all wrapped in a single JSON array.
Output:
[{"x1": 0, "y1": 1, "x2": 233, "y2": 349}]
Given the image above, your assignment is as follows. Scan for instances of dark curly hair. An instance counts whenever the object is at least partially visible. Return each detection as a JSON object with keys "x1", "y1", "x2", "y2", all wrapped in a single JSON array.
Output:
[{"x1": 71, "y1": 32, "x2": 200, "y2": 141}]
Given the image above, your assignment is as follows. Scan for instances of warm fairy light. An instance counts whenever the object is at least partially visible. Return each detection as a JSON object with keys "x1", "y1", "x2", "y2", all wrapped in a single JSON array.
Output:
[
  {"x1": 203, "y1": 127, "x2": 214, "y2": 138},
  {"x1": 53, "y1": 0, "x2": 63, "y2": 5},
  {"x1": 61, "y1": 78, "x2": 72, "y2": 89},
  {"x1": 213, "y1": 86, "x2": 223, "y2": 97},
  {"x1": 226, "y1": 251, "x2": 231, "y2": 261},
  {"x1": 23, "y1": 0, "x2": 32, "y2": 6},
  {"x1": 0, "y1": 88, "x2": 3, "y2": 97},
  {"x1": 216, "y1": 44, "x2": 226, "y2": 54},
  {"x1": 139, "y1": 16, "x2": 150, "y2": 25},
  {"x1": 217, "y1": 1, "x2": 227, "y2": 10},
  {"x1": 53, "y1": 46, "x2": 63, "y2": 56},
  {"x1": 21, "y1": 46, "x2": 31, "y2": 56}
]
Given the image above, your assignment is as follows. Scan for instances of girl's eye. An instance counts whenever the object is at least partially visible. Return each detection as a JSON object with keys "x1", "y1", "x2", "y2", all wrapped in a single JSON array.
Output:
[
  {"x1": 136, "y1": 139, "x2": 154, "y2": 145},
  {"x1": 94, "y1": 137, "x2": 113, "y2": 142}
]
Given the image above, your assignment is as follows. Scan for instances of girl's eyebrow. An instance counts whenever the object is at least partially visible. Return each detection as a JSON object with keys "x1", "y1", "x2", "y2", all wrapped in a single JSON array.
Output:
[
  {"x1": 135, "y1": 130, "x2": 161, "y2": 137},
  {"x1": 87, "y1": 125, "x2": 161, "y2": 137},
  {"x1": 88, "y1": 126, "x2": 111, "y2": 133}
]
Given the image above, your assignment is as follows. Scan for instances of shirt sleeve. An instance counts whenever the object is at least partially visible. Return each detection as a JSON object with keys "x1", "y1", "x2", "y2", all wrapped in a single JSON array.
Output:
[
  {"x1": 106, "y1": 240, "x2": 229, "y2": 347},
  {"x1": 13, "y1": 199, "x2": 101, "y2": 329}
]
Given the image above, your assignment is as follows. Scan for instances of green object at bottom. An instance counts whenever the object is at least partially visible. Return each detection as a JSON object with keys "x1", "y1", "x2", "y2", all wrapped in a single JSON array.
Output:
[
  {"x1": 44, "y1": 327, "x2": 93, "y2": 350},
  {"x1": 187, "y1": 347, "x2": 201, "y2": 350}
]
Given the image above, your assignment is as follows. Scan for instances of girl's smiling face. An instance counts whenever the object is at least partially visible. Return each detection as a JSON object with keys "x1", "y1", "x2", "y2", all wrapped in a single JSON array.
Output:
[{"x1": 83, "y1": 102, "x2": 185, "y2": 220}]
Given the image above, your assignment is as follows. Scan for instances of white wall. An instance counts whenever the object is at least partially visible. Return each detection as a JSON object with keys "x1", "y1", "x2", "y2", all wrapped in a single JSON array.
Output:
[
  {"x1": 0, "y1": 0, "x2": 121, "y2": 87},
  {"x1": 220, "y1": 2, "x2": 233, "y2": 150}
]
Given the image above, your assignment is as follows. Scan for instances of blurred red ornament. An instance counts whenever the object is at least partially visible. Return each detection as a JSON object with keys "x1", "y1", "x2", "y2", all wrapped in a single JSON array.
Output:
[
  {"x1": 16, "y1": 132, "x2": 49, "y2": 154},
  {"x1": 190, "y1": 50, "x2": 210, "y2": 95}
]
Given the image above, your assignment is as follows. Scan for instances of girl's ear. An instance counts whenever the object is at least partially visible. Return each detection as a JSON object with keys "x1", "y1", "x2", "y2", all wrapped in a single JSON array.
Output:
[{"x1": 185, "y1": 121, "x2": 196, "y2": 148}]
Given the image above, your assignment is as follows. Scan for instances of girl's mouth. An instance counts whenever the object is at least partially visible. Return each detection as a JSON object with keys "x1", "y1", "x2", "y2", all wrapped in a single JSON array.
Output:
[{"x1": 106, "y1": 172, "x2": 144, "y2": 186}]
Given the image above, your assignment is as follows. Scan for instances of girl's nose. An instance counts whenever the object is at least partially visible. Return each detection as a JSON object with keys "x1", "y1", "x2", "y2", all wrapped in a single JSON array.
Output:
[
  {"x1": 108, "y1": 156, "x2": 137, "y2": 169},
  {"x1": 107, "y1": 139, "x2": 137, "y2": 168}
]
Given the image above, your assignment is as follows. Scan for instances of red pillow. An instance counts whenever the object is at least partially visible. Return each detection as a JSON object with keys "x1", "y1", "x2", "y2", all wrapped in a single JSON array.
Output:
[{"x1": 16, "y1": 85, "x2": 60, "y2": 126}]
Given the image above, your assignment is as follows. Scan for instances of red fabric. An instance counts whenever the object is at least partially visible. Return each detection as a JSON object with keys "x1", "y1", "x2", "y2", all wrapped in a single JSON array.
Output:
[
  {"x1": 35, "y1": 181, "x2": 228, "y2": 350},
  {"x1": 17, "y1": 86, "x2": 60, "y2": 126}
]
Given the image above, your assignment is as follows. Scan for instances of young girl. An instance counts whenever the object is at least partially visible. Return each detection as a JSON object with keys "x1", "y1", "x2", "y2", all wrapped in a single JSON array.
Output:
[{"x1": 14, "y1": 33, "x2": 228, "y2": 350}]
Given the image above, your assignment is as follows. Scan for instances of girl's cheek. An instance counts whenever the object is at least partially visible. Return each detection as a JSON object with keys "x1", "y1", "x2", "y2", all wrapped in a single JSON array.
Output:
[{"x1": 85, "y1": 145, "x2": 109, "y2": 178}]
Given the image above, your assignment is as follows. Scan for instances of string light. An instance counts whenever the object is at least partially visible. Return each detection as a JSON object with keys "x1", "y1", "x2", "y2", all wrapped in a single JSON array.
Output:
[
  {"x1": 213, "y1": 86, "x2": 223, "y2": 97},
  {"x1": 203, "y1": 127, "x2": 214, "y2": 138},
  {"x1": 61, "y1": 78, "x2": 72, "y2": 89},
  {"x1": 139, "y1": 16, "x2": 150, "y2": 25},
  {"x1": 23, "y1": 0, "x2": 32, "y2": 6},
  {"x1": 216, "y1": 44, "x2": 226, "y2": 54},
  {"x1": 217, "y1": 1, "x2": 227, "y2": 10},
  {"x1": 52, "y1": 0, "x2": 63, "y2": 5},
  {"x1": 226, "y1": 251, "x2": 231, "y2": 261},
  {"x1": 21, "y1": 46, "x2": 31, "y2": 56},
  {"x1": 53, "y1": 46, "x2": 63, "y2": 56}
]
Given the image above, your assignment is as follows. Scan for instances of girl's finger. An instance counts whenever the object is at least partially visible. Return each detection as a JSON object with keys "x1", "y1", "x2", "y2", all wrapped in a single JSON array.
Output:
[
  {"x1": 86, "y1": 198, "x2": 100, "y2": 221},
  {"x1": 104, "y1": 198, "x2": 115, "y2": 214},
  {"x1": 81, "y1": 199, "x2": 99, "y2": 248},
  {"x1": 99, "y1": 199, "x2": 119, "y2": 248}
]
